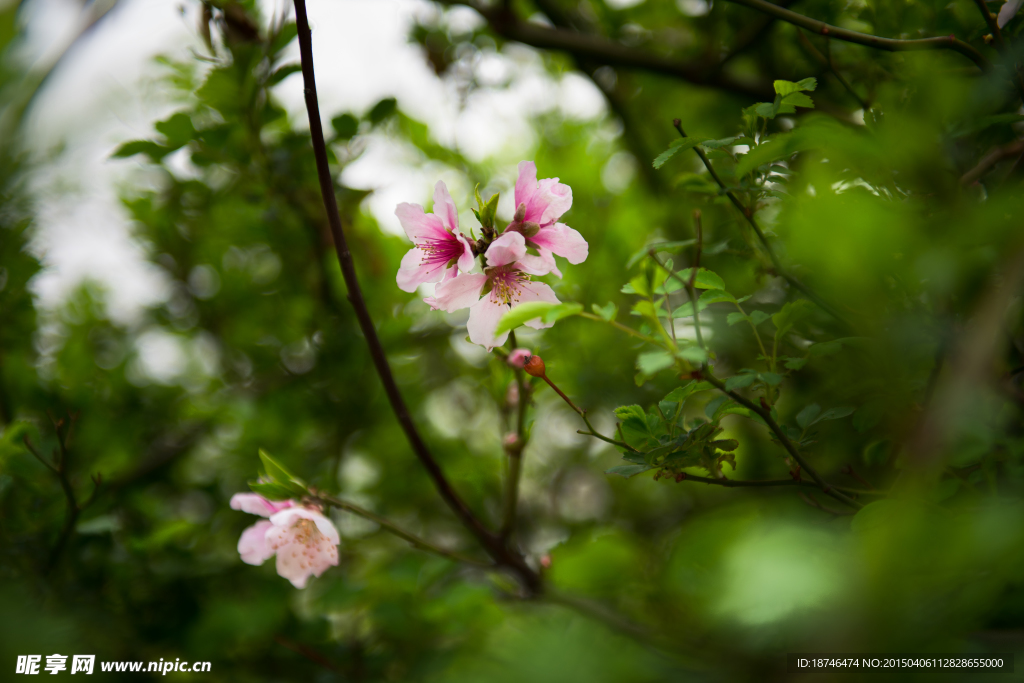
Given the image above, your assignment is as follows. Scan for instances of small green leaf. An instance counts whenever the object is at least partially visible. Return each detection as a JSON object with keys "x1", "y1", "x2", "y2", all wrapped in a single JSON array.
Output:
[
  {"x1": 726, "y1": 312, "x2": 747, "y2": 326},
  {"x1": 605, "y1": 464, "x2": 652, "y2": 478},
  {"x1": 725, "y1": 373, "x2": 757, "y2": 391},
  {"x1": 259, "y1": 449, "x2": 300, "y2": 485},
  {"x1": 710, "y1": 439, "x2": 739, "y2": 452},
  {"x1": 772, "y1": 299, "x2": 815, "y2": 340},
  {"x1": 698, "y1": 289, "x2": 736, "y2": 305},
  {"x1": 495, "y1": 302, "x2": 581, "y2": 336},
  {"x1": 637, "y1": 350, "x2": 675, "y2": 376},
  {"x1": 784, "y1": 357, "x2": 808, "y2": 370},
  {"x1": 773, "y1": 77, "x2": 817, "y2": 97},
  {"x1": 367, "y1": 97, "x2": 397, "y2": 124},
  {"x1": 248, "y1": 481, "x2": 298, "y2": 500},
  {"x1": 331, "y1": 113, "x2": 359, "y2": 139},
  {"x1": 676, "y1": 268, "x2": 725, "y2": 290},
  {"x1": 663, "y1": 381, "x2": 712, "y2": 404},
  {"x1": 796, "y1": 404, "x2": 821, "y2": 429},
  {"x1": 154, "y1": 112, "x2": 196, "y2": 147},
  {"x1": 593, "y1": 302, "x2": 618, "y2": 321},
  {"x1": 621, "y1": 273, "x2": 650, "y2": 297},
  {"x1": 653, "y1": 136, "x2": 708, "y2": 169},
  {"x1": 111, "y1": 140, "x2": 173, "y2": 162},
  {"x1": 814, "y1": 406, "x2": 855, "y2": 424},
  {"x1": 759, "y1": 372, "x2": 782, "y2": 386},
  {"x1": 478, "y1": 191, "x2": 500, "y2": 230},
  {"x1": 749, "y1": 310, "x2": 771, "y2": 326},
  {"x1": 670, "y1": 299, "x2": 710, "y2": 318},
  {"x1": 677, "y1": 347, "x2": 708, "y2": 363},
  {"x1": 267, "y1": 63, "x2": 302, "y2": 86}
]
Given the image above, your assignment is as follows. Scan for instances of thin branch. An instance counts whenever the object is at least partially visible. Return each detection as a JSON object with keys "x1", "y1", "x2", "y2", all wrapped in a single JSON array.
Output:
[
  {"x1": 578, "y1": 312, "x2": 661, "y2": 345},
  {"x1": 799, "y1": 492, "x2": 856, "y2": 516},
  {"x1": 973, "y1": 0, "x2": 1004, "y2": 47},
  {"x1": 440, "y1": 0, "x2": 774, "y2": 100},
  {"x1": 290, "y1": 0, "x2": 539, "y2": 592},
  {"x1": 702, "y1": 373, "x2": 862, "y2": 509},
  {"x1": 960, "y1": 139, "x2": 1024, "y2": 184},
  {"x1": 500, "y1": 331, "x2": 529, "y2": 542},
  {"x1": 724, "y1": 0, "x2": 991, "y2": 71},
  {"x1": 665, "y1": 470, "x2": 830, "y2": 489},
  {"x1": 318, "y1": 493, "x2": 492, "y2": 568},
  {"x1": 672, "y1": 119, "x2": 852, "y2": 329}
]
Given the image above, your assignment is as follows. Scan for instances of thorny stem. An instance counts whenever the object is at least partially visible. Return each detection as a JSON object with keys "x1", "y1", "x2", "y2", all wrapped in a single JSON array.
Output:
[
  {"x1": 291, "y1": 0, "x2": 540, "y2": 593},
  {"x1": 318, "y1": 494, "x2": 492, "y2": 568},
  {"x1": 702, "y1": 374, "x2": 862, "y2": 509},
  {"x1": 672, "y1": 119, "x2": 852, "y2": 330}
]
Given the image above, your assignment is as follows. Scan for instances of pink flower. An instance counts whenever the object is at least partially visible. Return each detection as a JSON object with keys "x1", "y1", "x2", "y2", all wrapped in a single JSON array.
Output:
[
  {"x1": 230, "y1": 493, "x2": 340, "y2": 589},
  {"x1": 431, "y1": 232, "x2": 560, "y2": 349},
  {"x1": 504, "y1": 161, "x2": 588, "y2": 277},
  {"x1": 395, "y1": 181, "x2": 476, "y2": 292},
  {"x1": 507, "y1": 348, "x2": 532, "y2": 369}
]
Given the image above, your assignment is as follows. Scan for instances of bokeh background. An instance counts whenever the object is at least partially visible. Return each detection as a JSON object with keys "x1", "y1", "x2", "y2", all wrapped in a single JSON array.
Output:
[{"x1": 2, "y1": 0, "x2": 1024, "y2": 680}]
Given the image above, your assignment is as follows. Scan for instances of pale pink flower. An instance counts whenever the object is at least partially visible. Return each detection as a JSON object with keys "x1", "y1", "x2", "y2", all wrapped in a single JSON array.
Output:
[
  {"x1": 503, "y1": 161, "x2": 588, "y2": 277},
  {"x1": 395, "y1": 181, "x2": 476, "y2": 292},
  {"x1": 230, "y1": 493, "x2": 340, "y2": 588},
  {"x1": 431, "y1": 232, "x2": 560, "y2": 349}
]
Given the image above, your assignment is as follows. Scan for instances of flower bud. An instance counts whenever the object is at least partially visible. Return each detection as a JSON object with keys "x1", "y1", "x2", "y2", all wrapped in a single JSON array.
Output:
[
  {"x1": 506, "y1": 381, "x2": 520, "y2": 407},
  {"x1": 503, "y1": 432, "x2": 520, "y2": 449},
  {"x1": 507, "y1": 348, "x2": 532, "y2": 369},
  {"x1": 524, "y1": 354, "x2": 546, "y2": 377}
]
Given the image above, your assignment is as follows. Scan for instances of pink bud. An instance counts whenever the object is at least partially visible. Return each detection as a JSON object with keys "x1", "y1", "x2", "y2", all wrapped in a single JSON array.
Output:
[
  {"x1": 503, "y1": 433, "x2": 519, "y2": 448},
  {"x1": 507, "y1": 348, "x2": 532, "y2": 369},
  {"x1": 540, "y1": 554, "x2": 552, "y2": 569}
]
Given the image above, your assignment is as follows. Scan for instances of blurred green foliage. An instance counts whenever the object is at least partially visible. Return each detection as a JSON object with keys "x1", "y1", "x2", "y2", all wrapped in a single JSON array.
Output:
[{"x1": 3, "y1": 0, "x2": 1024, "y2": 680}]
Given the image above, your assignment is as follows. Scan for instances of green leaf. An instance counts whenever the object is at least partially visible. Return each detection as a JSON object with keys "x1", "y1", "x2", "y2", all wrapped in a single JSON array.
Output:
[
  {"x1": 807, "y1": 340, "x2": 843, "y2": 357},
  {"x1": 637, "y1": 350, "x2": 674, "y2": 376},
  {"x1": 814, "y1": 406, "x2": 855, "y2": 424},
  {"x1": 259, "y1": 449, "x2": 298, "y2": 484},
  {"x1": 621, "y1": 273, "x2": 650, "y2": 297},
  {"x1": 367, "y1": 97, "x2": 397, "y2": 124},
  {"x1": 735, "y1": 128, "x2": 819, "y2": 178},
  {"x1": 784, "y1": 357, "x2": 808, "y2": 370},
  {"x1": 782, "y1": 92, "x2": 815, "y2": 110},
  {"x1": 653, "y1": 136, "x2": 708, "y2": 169},
  {"x1": 111, "y1": 140, "x2": 173, "y2": 162},
  {"x1": 710, "y1": 439, "x2": 739, "y2": 452},
  {"x1": 773, "y1": 77, "x2": 817, "y2": 96},
  {"x1": 605, "y1": 464, "x2": 651, "y2": 478},
  {"x1": 698, "y1": 289, "x2": 736, "y2": 305},
  {"x1": 725, "y1": 373, "x2": 756, "y2": 391},
  {"x1": 772, "y1": 299, "x2": 815, "y2": 340},
  {"x1": 495, "y1": 302, "x2": 581, "y2": 336},
  {"x1": 477, "y1": 191, "x2": 500, "y2": 230},
  {"x1": 267, "y1": 63, "x2": 302, "y2": 86},
  {"x1": 670, "y1": 299, "x2": 710, "y2": 318},
  {"x1": 759, "y1": 372, "x2": 782, "y2": 386},
  {"x1": 705, "y1": 395, "x2": 730, "y2": 419},
  {"x1": 331, "y1": 113, "x2": 359, "y2": 139},
  {"x1": 796, "y1": 403, "x2": 821, "y2": 429},
  {"x1": 674, "y1": 268, "x2": 725, "y2": 290},
  {"x1": 677, "y1": 347, "x2": 708, "y2": 363},
  {"x1": 726, "y1": 312, "x2": 747, "y2": 326},
  {"x1": 248, "y1": 481, "x2": 297, "y2": 500},
  {"x1": 700, "y1": 137, "x2": 739, "y2": 150},
  {"x1": 663, "y1": 381, "x2": 712, "y2": 404},
  {"x1": 593, "y1": 302, "x2": 618, "y2": 321},
  {"x1": 749, "y1": 310, "x2": 770, "y2": 326},
  {"x1": 154, "y1": 112, "x2": 196, "y2": 148}
]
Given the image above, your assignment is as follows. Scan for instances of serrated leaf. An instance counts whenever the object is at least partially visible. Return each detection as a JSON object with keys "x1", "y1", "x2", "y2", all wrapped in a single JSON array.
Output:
[
  {"x1": 749, "y1": 310, "x2": 771, "y2": 326},
  {"x1": 759, "y1": 372, "x2": 782, "y2": 386},
  {"x1": 676, "y1": 268, "x2": 725, "y2": 290},
  {"x1": 653, "y1": 136, "x2": 707, "y2": 169},
  {"x1": 605, "y1": 464, "x2": 651, "y2": 478},
  {"x1": 700, "y1": 137, "x2": 740, "y2": 150},
  {"x1": 593, "y1": 301, "x2": 618, "y2": 321},
  {"x1": 698, "y1": 289, "x2": 736, "y2": 305},
  {"x1": 637, "y1": 350, "x2": 675, "y2": 376},
  {"x1": 725, "y1": 373, "x2": 757, "y2": 391},
  {"x1": 784, "y1": 357, "x2": 808, "y2": 370},
  {"x1": 710, "y1": 439, "x2": 739, "y2": 451},
  {"x1": 782, "y1": 91, "x2": 815, "y2": 110},
  {"x1": 774, "y1": 77, "x2": 817, "y2": 96},
  {"x1": 772, "y1": 299, "x2": 816, "y2": 341},
  {"x1": 813, "y1": 406, "x2": 855, "y2": 424},
  {"x1": 796, "y1": 403, "x2": 821, "y2": 429}
]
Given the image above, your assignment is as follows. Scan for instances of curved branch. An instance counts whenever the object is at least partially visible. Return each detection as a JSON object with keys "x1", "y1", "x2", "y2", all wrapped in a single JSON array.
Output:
[
  {"x1": 291, "y1": 0, "x2": 540, "y2": 593},
  {"x1": 724, "y1": 0, "x2": 991, "y2": 71}
]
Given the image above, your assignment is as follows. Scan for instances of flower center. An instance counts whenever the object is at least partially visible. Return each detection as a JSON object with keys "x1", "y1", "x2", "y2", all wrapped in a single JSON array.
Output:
[
  {"x1": 291, "y1": 518, "x2": 323, "y2": 546},
  {"x1": 488, "y1": 265, "x2": 529, "y2": 306},
  {"x1": 418, "y1": 233, "x2": 462, "y2": 266}
]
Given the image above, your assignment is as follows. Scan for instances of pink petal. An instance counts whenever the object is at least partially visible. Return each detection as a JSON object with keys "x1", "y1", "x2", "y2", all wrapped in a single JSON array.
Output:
[
  {"x1": 395, "y1": 203, "x2": 448, "y2": 242},
  {"x1": 508, "y1": 348, "x2": 532, "y2": 368},
  {"x1": 514, "y1": 161, "x2": 572, "y2": 226},
  {"x1": 455, "y1": 233, "x2": 476, "y2": 273},
  {"x1": 485, "y1": 231, "x2": 527, "y2": 268},
  {"x1": 518, "y1": 281, "x2": 561, "y2": 330},
  {"x1": 268, "y1": 507, "x2": 341, "y2": 545},
  {"x1": 432, "y1": 181, "x2": 459, "y2": 232},
  {"x1": 999, "y1": 0, "x2": 1023, "y2": 27},
  {"x1": 230, "y1": 493, "x2": 292, "y2": 518},
  {"x1": 531, "y1": 223, "x2": 588, "y2": 265},
  {"x1": 238, "y1": 520, "x2": 274, "y2": 565},
  {"x1": 517, "y1": 249, "x2": 561, "y2": 278},
  {"x1": 432, "y1": 273, "x2": 487, "y2": 312},
  {"x1": 396, "y1": 247, "x2": 449, "y2": 292},
  {"x1": 514, "y1": 161, "x2": 538, "y2": 210},
  {"x1": 467, "y1": 297, "x2": 511, "y2": 349}
]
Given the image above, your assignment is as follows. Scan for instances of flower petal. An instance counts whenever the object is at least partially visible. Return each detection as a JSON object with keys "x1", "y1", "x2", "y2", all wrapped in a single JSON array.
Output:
[
  {"x1": 432, "y1": 181, "x2": 459, "y2": 232},
  {"x1": 230, "y1": 493, "x2": 292, "y2": 518},
  {"x1": 455, "y1": 232, "x2": 476, "y2": 273},
  {"x1": 514, "y1": 161, "x2": 572, "y2": 226},
  {"x1": 396, "y1": 247, "x2": 449, "y2": 292},
  {"x1": 467, "y1": 297, "x2": 510, "y2": 349},
  {"x1": 517, "y1": 249, "x2": 561, "y2": 278},
  {"x1": 531, "y1": 223, "x2": 588, "y2": 265},
  {"x1": 395, "y1": 203, "x2": 447, "y2": 241},
  {"x1": 238, "y1": 520, "x2": 274, "y2": 565},
  {"x1": 433, "y1": 273, "x2": 487, "y2": 312},
  {"x1": 484, "y1": 231, "x2": 527, "y2": 267},
  {"x1": 998, "y1": 0, "x2": 1023, "y2": 27},
  {"x1": 514, "y1": 160, "x2": 538, "y2": 210}
]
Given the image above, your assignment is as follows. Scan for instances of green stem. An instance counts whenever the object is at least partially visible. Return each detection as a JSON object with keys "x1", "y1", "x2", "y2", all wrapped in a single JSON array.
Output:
[{"x1": 579, "y1": 312, "x2": 663, "y2": 346}]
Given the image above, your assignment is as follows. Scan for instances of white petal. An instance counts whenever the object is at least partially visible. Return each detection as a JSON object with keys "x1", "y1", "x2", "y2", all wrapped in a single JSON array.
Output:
[
  {"x1": 238, "y1": 521, "x2": 274, "y2": 565},
  {"x1": 230, "y1": 493, "x2": 289, "y2": 518},
  {"x1": 467, "y1": 297, "x2": 510, "y2": 349},
  {"x1": 998, "y1": 0, "x2": 1023, "y2": 27}
]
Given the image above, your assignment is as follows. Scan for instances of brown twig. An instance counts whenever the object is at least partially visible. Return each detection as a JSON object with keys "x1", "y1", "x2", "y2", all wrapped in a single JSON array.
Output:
[
  {"x1": 290, "y1": 0, "x2": 539, "y2": 593},
  {"x1": 960, "y1": 139, "x2": 1024, "y2": 185}
]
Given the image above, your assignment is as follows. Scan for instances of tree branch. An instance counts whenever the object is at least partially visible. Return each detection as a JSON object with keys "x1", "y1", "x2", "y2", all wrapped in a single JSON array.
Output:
[
  {"x1": 440, "y1": 0, "x2": 773, "y2": 100},
  {"x1": 724, "y1": 0, "x2": 991, "y2": 71},
  {"x1": 672, "y1": 119, "x2": 852, "y2": 329},
  {"x1": 290, "y1": 0, "x2": 539, "y2": 593},
  {"x1": 702, "y1": 374, "x2": 862, "y2": 509}
]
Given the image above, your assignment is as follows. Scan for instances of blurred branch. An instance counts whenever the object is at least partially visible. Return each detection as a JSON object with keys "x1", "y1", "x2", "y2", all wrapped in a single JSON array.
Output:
[
  {"x1": 701, "y1": 374, "x2": 862, "y2": 509},
  {"x1": 798, "y1": 492, "x2": 856, "y2": 516},
  {"x1": 273, "y1": 635, "x2": 342, "y2": 673},
  {"x1": 795, "y1": 31, "x2": 869, "y2": 110},
  {"x1": 500, "y1": 331, "x2": 529, "y2": 542},
  {"x1": 717, "y1": 0, "x2": 796, "y2": 67},
  {"x1": 317, "y1": 493, "x2": 492, "y2": 567},
  {"x1": 972, "y1": 0, "x2": 1004, "y2": 46},
  {"x1": 960, "y1": 139, "x2": 1024, "y2": 185},
  {"x1": 672, "y1": 119, "x2": 852, "y2": 330},
  {"x1": 291, "y1": 0, "x2": 540, "y2": 593},
  {"x1": 25, "y1": 413, "x2": 102, "y2": 575},
  {"x1": 724, "y1": 0, "x2": 991, "y2": 71},
  {"x1": 439, "y1": 0, "x2": 774, "y2": 100}
]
